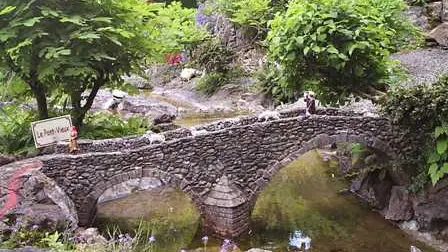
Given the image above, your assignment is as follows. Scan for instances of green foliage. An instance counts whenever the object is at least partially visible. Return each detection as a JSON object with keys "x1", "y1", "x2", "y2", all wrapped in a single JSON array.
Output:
[
  {"x1": 0, "y1": 69, "x2": 31, "y2": 102},
  {"x1": 146, "y1": 2, "x2": 208, "y2": 61},
  {"x1": 191, "y1": 38, "x2": 234, "y2": 73},
  {"x1": 427, "y1": 123, "x2": 448, "y2": 185},
  {"x1": 0, "y1": 105, "x2": 36, "y2": 155},
  {"x1": 214, "y1": 0, "x2": 286, "y2": 37},
  {"x1": 383, "y1": 75, "x2": 448, "y2": 132},
  {"x1": 0, "y1": 0, "x2": 198, "y2": 126},
  {"x1": 0, "y1": 229, "x2": 70, "y2": 251},
  {"x1": 263, "y1": 0, "x2": 421, "y2": 105},
  {"x1": 383, "y1": 75, "x2": 448, "y2": 186},
  {"x1": 79, "y1": 112, "x2": 151, "y2": 140},
  {"x1": 0, "y1": 0, "x2": 205, "y2": 126},
  {"x1": 196, "y1": 72, "x2": 227, "y2": 95}
]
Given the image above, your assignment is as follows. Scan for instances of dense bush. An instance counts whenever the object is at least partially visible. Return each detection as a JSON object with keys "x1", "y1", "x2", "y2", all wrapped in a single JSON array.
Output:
[
  {"x1": 262, "y1": 0, "x2": 421, "y2": 105},
  {"x1": 79, "y1": 112, "x2": 151, "y2": 140},
  {"x1": 382, "y1": 75, "x2": 448, "y2": 185},
  {"x1": 214, "y1": 0, "x2": 286, "y2": 37},
  {"x1": 196, "y1": 72, "x2": 227, "y2": 94},
  {"x1": 0, "y1": 105, "x2": 36, "y2": 155},
  {"x1": 147, "y1": 2, "x2": 208, "y2": 62},
  {"x1": 191, "y1": 38, "x2": 234, "y2": 73}
]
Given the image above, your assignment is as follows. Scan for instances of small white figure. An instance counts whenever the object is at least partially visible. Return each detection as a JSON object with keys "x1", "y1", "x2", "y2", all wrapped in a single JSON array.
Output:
[
  {"x1": 143, "y1": 132, "x2": 166, "y2": 144},
  {"x1": 257, "y1": 110, "x2": 281, "y2": 121}
]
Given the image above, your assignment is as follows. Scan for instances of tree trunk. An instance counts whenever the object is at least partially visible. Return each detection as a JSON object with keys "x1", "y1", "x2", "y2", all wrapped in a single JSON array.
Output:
[
  {"x1": 29, "y1": 82, "x2": 49, "y2": 120},
  {"x1": 71, "y1": 78, "x2": 103, "y2": 127}
]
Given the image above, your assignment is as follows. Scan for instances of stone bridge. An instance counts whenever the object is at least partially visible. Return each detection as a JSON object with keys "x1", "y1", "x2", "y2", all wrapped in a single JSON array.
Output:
[{"x1": 0, "y1": 108, "x2": 410, "y2": 238}]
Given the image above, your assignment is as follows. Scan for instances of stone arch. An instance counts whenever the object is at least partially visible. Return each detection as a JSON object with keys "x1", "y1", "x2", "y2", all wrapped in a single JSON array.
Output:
[
  {"x1": 251, "y1": 133, "x2": 397, "y2": 198},
  {"x1": 76, "y1": 168, "x2": 199, "y2": 226}
]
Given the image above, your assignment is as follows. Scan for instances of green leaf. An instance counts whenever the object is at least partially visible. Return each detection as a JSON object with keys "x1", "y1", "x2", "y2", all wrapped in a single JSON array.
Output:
[
  {"x1": 327, "y1": 46, "x2": 339, "y2": 54},
  {"x1": 78, "y1": 33, "x2": 101, "y2": 40},
  {"x1": 428, "y1": 152, "x2": 441, "y2": 164},
  {"x1": 22, "y1": 17, "x2": 42, "y2": 27},
  {"x1": 303, "y1": 46, "x2": 310, "y2": 56},
  {"x1": 436, "y1": 138, "x2": 448, "y2": 155},
  {"x1": 0, "y1": 6, "x2": 16, "y2": 16},
  {"x1": 441, "y1": 162, "x2": 448, "y2": 173},
  {"x1": 60, "y1": 15, "x2": 85, "y2": 26},
  {"x1": 435, "y1": 126, "x2": 445, "y2": 138}
]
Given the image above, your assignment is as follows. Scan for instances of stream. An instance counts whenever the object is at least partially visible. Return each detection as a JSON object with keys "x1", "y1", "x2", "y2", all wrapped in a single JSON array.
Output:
[{"x1": 94, "y1": 146, "x2": 435, "y2": 251}]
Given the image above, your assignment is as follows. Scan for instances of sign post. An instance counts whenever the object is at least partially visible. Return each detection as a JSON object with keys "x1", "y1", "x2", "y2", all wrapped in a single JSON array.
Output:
[{"x1": 31, "y1": 115, "x2": 73, "y2": 148}]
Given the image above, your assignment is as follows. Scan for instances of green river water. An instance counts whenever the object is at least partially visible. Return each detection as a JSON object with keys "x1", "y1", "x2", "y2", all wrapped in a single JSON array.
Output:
[{"x1": 95, "y1": 150, "x2": 435, "y2": 252}]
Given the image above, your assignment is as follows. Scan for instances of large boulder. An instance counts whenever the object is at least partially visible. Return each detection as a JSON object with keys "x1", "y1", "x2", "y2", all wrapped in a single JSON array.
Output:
[
  {"x1": 4, "y1": 171, "x2": 78, "y2": 233},
  {"x1": 413, "y1": 179, "x2": 448, "y2": 231},
  {"x1": 152, "y1": 113, "x2": 176, "y2": 125},
  {"x1": 427, "y1": 22, "x2": 448, "y2": 47},
  {"x1": 11, "y1": 204, "x2": 70, "y2": 232},
  {"x1": 385, "y1": 186, "x2": 414, "y2": 221}
]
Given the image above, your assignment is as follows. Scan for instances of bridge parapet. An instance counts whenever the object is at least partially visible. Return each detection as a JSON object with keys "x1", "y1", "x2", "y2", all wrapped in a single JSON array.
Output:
[{"x1": 37, "y1": 108, "x2": 365, "y2": 155}]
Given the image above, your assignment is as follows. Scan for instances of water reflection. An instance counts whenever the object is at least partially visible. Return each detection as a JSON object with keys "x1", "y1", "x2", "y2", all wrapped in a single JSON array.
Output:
[
  {"x1": 288, "y1": 231, "x2": 311, "y2": 251},
  {"x1": 95, "y1": 151, "x2": 436, "y2": 251}
]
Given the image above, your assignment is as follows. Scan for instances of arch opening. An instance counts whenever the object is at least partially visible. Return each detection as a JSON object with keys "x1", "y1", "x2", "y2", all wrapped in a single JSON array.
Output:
[
  {"x1": 247, "y1": 134, "x2": 416, "y2": 251},
  {"x1": 90, "y1": 175, "x2": 201, "y2": 251}
]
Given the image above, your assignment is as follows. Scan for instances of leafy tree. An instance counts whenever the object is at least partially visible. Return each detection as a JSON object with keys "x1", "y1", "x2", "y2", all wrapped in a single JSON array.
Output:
[
  {"x1": 262, "y1": 0, "x2": 420, "y2": 105},
  {"x1": 0, "y1": 0, "x2": 158, "y2": 126}
]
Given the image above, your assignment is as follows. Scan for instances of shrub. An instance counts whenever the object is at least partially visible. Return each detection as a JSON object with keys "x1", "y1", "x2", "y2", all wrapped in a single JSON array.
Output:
[
  {"x1": 196, "y1": 72, "x2": 227, "y2": 95},
  {"x1": 263, "y1": 0, "x2": 421, "y2": 105},
  {"x1": 190, "y1": 38, "x2": 234, "y2": 73},
  {"x1": 0, "y1": 105, "x2": 36, "y2": 155},
  {"x1": 79, "y1": 112, "x2": 151, "y2": 140},
  {"x1": 147, "y1": 1, "x2": 209, "y2": 62},
  {"x1": 382, "y1": 75, "x2": 448, "y2": 186},
  {"x1": 214, "y1": 0, "x2": 287, "y2": 37}
]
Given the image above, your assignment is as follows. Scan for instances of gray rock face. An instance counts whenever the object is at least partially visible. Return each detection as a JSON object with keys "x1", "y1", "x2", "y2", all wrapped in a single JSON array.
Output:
[
  {"x1": 414, "y1": 180, "x2": 448, "y2": 231},
  {"x1": 0, "y1": 155, "x2": 15, "y2": 166},
  {"x1": 123, "y1": 75, "x2": 152, "y2": 89},
  {"x1": 427, "y1": 2, "x2": 443, "y2": 25},
  {"x1": 385, "y1": 186, "x2": 414, "y2": 221},
  {"x1": 428, "y1": 22, "x2": 448, "y2": 47},
  {"x1": 2, "y1": 170, "x2": 78, "y2": 234},
  {"x1": 12, "y1": 204, "x2": 70, "y2": 232},
  {"x1": 392, "y1": 48, "x2": 448, "y2": 86},
  {"x1": 405, "y1": 6, "x2": 431, "y2": 31},
  {"x1": 152, "y1": 113, "x2": 176, "y2": 125},
  {"x1": 443, "y1": 0, "x2": 448, "y2": 22}
]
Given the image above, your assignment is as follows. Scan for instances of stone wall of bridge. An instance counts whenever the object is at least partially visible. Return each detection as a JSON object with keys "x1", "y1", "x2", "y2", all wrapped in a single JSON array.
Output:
[{"x1": 1, "y1": 108, "x2": 406, "y2": 238}]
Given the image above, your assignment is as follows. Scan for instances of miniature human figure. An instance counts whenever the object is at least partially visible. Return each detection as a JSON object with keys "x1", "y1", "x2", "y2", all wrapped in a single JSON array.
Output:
[
  {"x1": 304, "y1": 91, "x2": 316, "y2": 116},
  {"x1": 69, "y1": 126, "x2": 79, "y2": 153}
]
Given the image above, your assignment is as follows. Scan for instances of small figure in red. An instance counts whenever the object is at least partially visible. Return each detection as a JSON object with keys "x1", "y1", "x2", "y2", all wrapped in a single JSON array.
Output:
[{"x1": 69, "y1": 126, "x2": 79, "y2": 153}]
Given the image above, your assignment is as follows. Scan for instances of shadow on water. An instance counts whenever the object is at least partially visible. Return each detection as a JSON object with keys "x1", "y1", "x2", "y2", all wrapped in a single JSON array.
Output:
[{"x1": 94, "y1": 151, "x2": 436, "y2": 251}]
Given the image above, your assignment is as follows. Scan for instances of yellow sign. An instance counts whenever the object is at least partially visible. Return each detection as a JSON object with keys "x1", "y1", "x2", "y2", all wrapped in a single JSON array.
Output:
[{"x1": 31, "y1": 115, "x2": 72, "y2": 148}]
